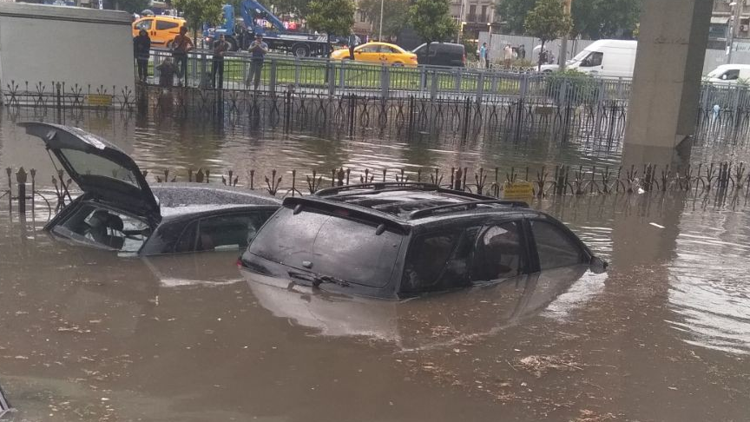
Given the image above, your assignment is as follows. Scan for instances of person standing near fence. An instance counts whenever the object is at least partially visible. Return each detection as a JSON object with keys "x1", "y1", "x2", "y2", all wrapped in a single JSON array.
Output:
[
  {"x1": 172, "y1": 27, "x2": 193, "y2": 86},
  {"x1": 518, "y1": 44, "x2": 526, "y2": 60},
  {"x1": 479, "y1": 43, "x2": 487, "y2": 69},
  {"x1": 133, "y1": 29, "x2": 151, "y2": 83},
  {"x1": 212, "y1": 34, "x2": 230, "y2": 89},
  {"x1": 504, "y1": 44, "x2": 513, "y2": 69},
  {"x1": 246, "y1": 34, "x2": 268, "y2": 91}
]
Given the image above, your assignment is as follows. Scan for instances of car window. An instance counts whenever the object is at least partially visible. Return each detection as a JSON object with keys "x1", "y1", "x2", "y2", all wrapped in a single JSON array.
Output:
[
  {"x1": 530, "y1": 220, "x2": 584, "y2": 270},
  {"x1": 581, "y1": 51, "x2": 603, "y2": 67},
  {"x1": 471, "y1": 222, "x2": 525, "y2": 282},
  {"x1": 382, "y1": 46, "x2": 399, "y2": 54},
  {"x1": 59, "y1": 148, "x2": 141, "y2": 187},
  {"x1": 723, "y1": 69, "x2": 740, "y2": 80},
  {"x1": 136, "y1": 19, "x2": 153, "y2": 30},
  {"x1": 358, "y1": 45, "x2": 380, "y2": 53},
  {"x1": 55, "y1": 205, "x2": 149, "y2": 253},
  {"x1": 401, "y1": 227, "x2": 479, "y2": 294},
  {"x1": 156, "y1": 20, "x2": 179, "y2": 31},
  {"x1": 176, "y1": 211, "x2": 273, "y2": 253},
  {"x1": 249, "y1": 206, "x2": 404, "y2": 288}
]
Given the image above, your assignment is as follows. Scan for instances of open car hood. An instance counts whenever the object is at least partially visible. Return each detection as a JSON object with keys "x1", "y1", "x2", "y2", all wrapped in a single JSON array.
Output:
[{"x1": 20, "y1": 122, "x2": 161, "y2": 225}]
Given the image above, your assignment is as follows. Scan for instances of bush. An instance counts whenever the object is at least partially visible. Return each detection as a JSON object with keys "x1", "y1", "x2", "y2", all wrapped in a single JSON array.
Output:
[{"x1": 545, "y1": 69, "x2": 600, "y2": 106}]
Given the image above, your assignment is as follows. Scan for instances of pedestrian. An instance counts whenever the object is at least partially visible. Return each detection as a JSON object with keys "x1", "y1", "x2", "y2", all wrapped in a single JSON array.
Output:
[
  {"x1": 212, "y1": 34, "x2": 230, "y2": 89},
  {"x1": 246, "y1": 33, "x2": 268, "y2": 91},
  {"x1": 518, "y1": 44, "x2": 526, "y2": 60},
  {"x1": 348, "y1": 33, "x2": 358, "y2": 60},
  {"x1": 504, "y1": 44, "x2": 513, "y2": 69},
  {"x1": 156, "y1": 57, "x2": 177, "y2": 87},
  {"x1": 133, "y1": 29, "x2": 151, "y2": 83},
  {"x1": 172, "y1": 26, "x2": 193, "y2": 86},
  {"x1": 479, "y1": 42, "x2": 487, "y2": 69}
]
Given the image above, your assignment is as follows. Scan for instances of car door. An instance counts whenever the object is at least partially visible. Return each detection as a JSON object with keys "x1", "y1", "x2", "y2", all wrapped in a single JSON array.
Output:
[
  {"x1": 355, "y1": 44, "x2": 381, "y2": 64},
  {"x1": 578, "y1": 51, "x2": 604, "y2": 75}
]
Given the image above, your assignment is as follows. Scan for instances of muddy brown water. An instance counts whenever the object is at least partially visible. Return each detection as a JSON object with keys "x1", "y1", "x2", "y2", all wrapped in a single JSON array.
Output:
[{"x1": 1, "y1": 111, "x2": 749, "y2": 421}]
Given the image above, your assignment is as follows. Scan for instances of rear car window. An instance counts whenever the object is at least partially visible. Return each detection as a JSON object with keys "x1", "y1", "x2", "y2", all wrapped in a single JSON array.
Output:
[
  {"x1": 55, "y1": 205, "x2": 149, "y2": 253},
  {"x1": 60, "y1": 148, "x2": 141, "y2": 187},
  {"x1": 156, "y1": 20, "x2": 179, "y2": 30},
  {"x1": 248, "y1": 207, "x2": 404, "y2": 288}
]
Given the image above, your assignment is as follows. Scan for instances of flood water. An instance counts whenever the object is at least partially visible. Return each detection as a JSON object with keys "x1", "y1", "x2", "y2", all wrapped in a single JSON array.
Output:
[{"x1": 1, "y1": 109, "x2": 750, "y2": 421}]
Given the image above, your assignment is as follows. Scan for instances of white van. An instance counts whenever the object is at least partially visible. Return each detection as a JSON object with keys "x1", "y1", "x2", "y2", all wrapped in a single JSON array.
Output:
[
  {"x1": 706, "y1": 64, "x2": 750, "y2": 84},
  {"x1": 540, "y1": 39, "x2": 638, "y2": 78}
]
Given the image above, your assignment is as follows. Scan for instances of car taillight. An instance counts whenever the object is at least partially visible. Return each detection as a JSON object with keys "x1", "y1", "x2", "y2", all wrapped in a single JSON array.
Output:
[{"x1": 236, "y1": 258, "x2": 243, "y2": 268}]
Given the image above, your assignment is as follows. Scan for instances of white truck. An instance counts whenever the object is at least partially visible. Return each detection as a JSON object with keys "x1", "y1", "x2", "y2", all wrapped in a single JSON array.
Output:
[{"x1": 539, "y1": 39, "x2": 638, "y2": 79}]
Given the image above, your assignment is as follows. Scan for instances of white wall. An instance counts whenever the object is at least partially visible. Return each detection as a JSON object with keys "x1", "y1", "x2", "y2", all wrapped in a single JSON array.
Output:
[
  {"x1": 0, "y1": 3, "x2": 134, "y2": 102},
  {"x1": 478, "y1": 32, "x2": 595, "y2": 64}
]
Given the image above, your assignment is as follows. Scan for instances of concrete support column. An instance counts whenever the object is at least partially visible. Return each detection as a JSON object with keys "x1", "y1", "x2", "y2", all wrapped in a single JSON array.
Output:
[{"x1": 623, "y1": 0, "x2": 713, "y2": 166}]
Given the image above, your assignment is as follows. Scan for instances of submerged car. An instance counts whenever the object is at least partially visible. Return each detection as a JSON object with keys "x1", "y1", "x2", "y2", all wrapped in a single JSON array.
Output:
[
  {"x1": 239, "y1": 183, "x2": 607, "y2": 300},
  {"x1": 21, "y1": 122, "x2": 279, "y2": 256}
]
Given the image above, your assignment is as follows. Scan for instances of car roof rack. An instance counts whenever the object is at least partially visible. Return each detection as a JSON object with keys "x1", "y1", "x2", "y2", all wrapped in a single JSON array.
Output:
[
  {"x1": 408, "y1": 200, "x2": 529, "y2": 220},
  {"x1": 283, "y1": 196, "x2": 411, "y2": 231},
  {"x1": 314, "y1": 182, "x2": 440, "y2": 197}
]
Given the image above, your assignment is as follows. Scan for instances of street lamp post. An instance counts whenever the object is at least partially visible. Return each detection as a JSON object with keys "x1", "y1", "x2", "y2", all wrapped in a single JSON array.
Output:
[
  {"x1": 728, "y1": 1, "x2": 744, "y2": 64},
  {"x1": 559, "y1": 0, "x2": 572, "y2": 70},
  {"x1": 378, "y1": 0, "x2": 384, "y2": 41}
]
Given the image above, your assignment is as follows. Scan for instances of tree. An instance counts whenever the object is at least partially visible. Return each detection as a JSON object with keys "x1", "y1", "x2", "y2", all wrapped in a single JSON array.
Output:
[
  {"x1": 524, "y1": 0, "x2": 572, "y2": 69},
  {"x1": 571, "y1": 0, "x2": 640, "y2": 39},
  {"x1": 173, "y1": 0, "x2": 224, "y2": 44},
  {"x1": 409, "y1": 0, "x2": 457, "y2": 56},
  {"x1": 307, "y1": 0, "x2": 355, "y2": 55},
  {"x1": 496, "y1": 0, "x2": 536, "y2": 34},
  {"x1": 359, "y1": 0, "x2": 410, "y2": 39}
]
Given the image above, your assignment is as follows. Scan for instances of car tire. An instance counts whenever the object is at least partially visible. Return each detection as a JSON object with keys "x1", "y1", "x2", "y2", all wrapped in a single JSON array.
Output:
[{"x1": 293, "y1": 44, "x2": 310, "y2": 58}]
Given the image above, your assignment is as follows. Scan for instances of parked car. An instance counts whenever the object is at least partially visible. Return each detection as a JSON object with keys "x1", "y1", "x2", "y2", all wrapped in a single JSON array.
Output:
[
  {"x1": 239, "y1": 183, "x2": 607, "y2": 300},
  {"x1": 330, "y1": 42, "x2": 418, "y2": 67},
  {"x1": 20, "y1": 122, "x2": 279, "y2": 256},
  {"x1": 706, "y1": 64, "x2": 750, "y2": 84},
  {"x1": 539, "y1": 39, "x2": 637, "y2": 78},
  {"x1": 132, "y1": 15, "x2": 186, "y2": 48},
  {"x1": 412, "y1": 42, "x2": 466, "y2": 67}
]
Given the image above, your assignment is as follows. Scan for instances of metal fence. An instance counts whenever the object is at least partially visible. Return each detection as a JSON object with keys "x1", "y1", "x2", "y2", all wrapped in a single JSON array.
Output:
[{"x1": 145, "y1": 48, "x2": 634, "y2": 104}]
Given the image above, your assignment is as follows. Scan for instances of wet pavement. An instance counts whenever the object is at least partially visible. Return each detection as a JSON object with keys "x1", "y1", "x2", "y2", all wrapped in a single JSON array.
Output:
[{"x1": 1, "y1": 110, "x2": 750, "y2": 421}]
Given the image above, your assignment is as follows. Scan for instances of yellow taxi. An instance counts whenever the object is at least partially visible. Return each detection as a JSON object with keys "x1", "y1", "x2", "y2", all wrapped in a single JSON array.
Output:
[
  {"x1": 331, "y1": 42, "x2": 418, "y2": 67},
  {"x1": 132, "y1": 16, "x2": 186, "y2": 48}
]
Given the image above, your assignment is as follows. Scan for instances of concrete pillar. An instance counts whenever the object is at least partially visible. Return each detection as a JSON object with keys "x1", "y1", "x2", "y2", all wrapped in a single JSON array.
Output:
[{"x1": 623, "y1": 0, "x2": 713, "y2": 166}]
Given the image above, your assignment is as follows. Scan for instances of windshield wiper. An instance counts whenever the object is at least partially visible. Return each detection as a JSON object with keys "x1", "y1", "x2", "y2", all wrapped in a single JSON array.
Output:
[{"x1": 287, "y1": 270, "x2": 350, "y2": 288}]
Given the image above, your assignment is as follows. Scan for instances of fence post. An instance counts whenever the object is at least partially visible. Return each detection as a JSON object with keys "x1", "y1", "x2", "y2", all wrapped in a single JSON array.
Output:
[
  {"x1": 16, "y1": 167, "x2": 26, "y2": 215},
  {"x1": 616, "y1": 77, "x2": 624, "y2": 100},
  {"x1": 381, "y1": 65, "x2": 390, "y2": 100},
  {"x1": 519, "y1": 73, "x2": 528, "y2": 101},
  {"x1": 419, "y1": 66, "x2": 426, "y2": 94},
  {"x1": 328, "y1": 60, "x2": 336, "y2": 97},
  {"x1": 454, "y1": 69, "x2": 462, "y2": 93},
  {"x1": 269, "y1": 59, "x2": 277, "y2": 94},
  {"x1": 294, "y1": 57, "x2": 301, "y2": 90},
  {"x1": 490, "y1": 72, "x2": 499, "y2": 95},
  {"x1": 476, "y1": 72, "x2": 484, "y2": 105},
  {"x1": 339, "y1": 59, "x2": 346, "y2": 90},
  {"x1": 430, "y1": 70, "x2": 438, "y2": 101}
]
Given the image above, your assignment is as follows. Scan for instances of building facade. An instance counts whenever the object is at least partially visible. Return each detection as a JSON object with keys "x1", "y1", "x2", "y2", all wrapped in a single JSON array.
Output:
[
  {"x1": 710, "y1": 0, "x2": 750, "y2": 49},
  {"x1": 450, "y1": 0, "x2": 496, "y2": 39}
]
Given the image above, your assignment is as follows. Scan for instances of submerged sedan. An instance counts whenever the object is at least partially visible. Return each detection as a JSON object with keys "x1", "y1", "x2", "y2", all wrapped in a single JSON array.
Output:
[
  {"x1": 21, "y1": 122, "x2": 279, "y2": 256},
  {"x1": 239, "y1": 183, "x2": 607, "y2": 299}
]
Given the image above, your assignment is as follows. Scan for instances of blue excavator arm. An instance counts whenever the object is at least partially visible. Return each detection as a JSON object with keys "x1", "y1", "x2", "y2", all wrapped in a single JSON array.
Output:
[{"x1": 238, "y1": 0, "x2": 287, "y2": 35}]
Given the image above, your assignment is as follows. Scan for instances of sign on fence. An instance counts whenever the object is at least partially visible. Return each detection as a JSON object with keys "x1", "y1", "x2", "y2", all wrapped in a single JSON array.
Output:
[
  {"x1": 85, "y1": 94, "x2": 112, "y2": 107},
  {"x1": 503, "y1": 181, "x2": 534, "y2": 199}
]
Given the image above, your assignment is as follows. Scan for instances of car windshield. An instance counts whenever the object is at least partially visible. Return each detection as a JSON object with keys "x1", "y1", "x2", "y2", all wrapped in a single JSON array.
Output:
[
  {"x1": 569, "y1": 49, "x2": 591, "y2": 64},
  {"x1": 248, "y1": 206, "x2": 404, "y2": 288},
  {"x1": 60, "y1": 148, "x2": 141, "y2": 187}
]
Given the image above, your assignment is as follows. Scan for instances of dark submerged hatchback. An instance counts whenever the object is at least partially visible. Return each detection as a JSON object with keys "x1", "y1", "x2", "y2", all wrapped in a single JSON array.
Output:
[
  {"x1": 21, "y1": 122, "x2": 279, "y2": 255},
  {"x1": 240, "y1": 183, "x2": 607, "y2": 299}
]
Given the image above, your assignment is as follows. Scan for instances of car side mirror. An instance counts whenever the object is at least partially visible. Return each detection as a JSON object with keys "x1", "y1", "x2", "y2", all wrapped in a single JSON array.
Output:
[
  {"x1": 356, "y1": 50, "x2": 363, "y2": 54},
  {"x1": 590, "y1": 256, "x2": 608, "y2": 274}
]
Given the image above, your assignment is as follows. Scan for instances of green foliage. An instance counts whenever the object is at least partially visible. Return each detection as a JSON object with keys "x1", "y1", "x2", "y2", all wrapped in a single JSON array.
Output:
[
  {"x1": 173, "y1": 0, "x2": 224, "y2": 31},
  {"x1": 409, "y1": 0, "x2": 457, "y2": 46},
  {"x1": 524, "y1": 0, "x2": 572, "y2": 44},
  {"x1": 496, "y1": 0, "x2": 535, "y2": 34},
  {"x1": 116, "y1": 0, "x2": 150, "y2": 14},
  {"x1": 571, "y1": 0, "x2": 641, "y2": 39},
  {"x1": 307, "y1": 0, "x2": 356, "y2": 36},
  {"x1": 358, "y1": 0, "x2": 410, "y2": 38},
  {"x1": 545, "y1": 69, "x2": 600, "y2": 106}
]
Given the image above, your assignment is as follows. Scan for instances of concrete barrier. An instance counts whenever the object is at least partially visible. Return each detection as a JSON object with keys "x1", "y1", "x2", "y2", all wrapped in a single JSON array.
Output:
[{"x1": 0, "y1": 2, "x2": 134, "y2": 104}]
